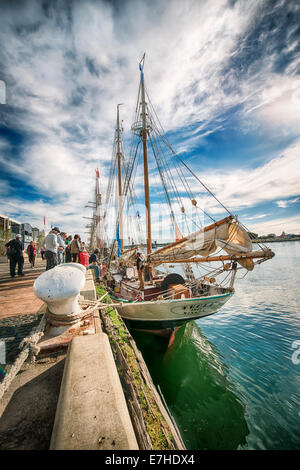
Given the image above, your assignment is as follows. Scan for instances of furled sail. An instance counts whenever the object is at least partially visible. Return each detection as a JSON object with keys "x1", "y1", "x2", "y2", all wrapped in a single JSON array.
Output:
[
  {"x1": 149, "y1": 216, "x2": 254, "y2": 269},
  {"x1": 216, "y1": 221, "x2": 254, "y2": 270},
  {"x1": 119, "y1": 246, "x2": 138, "y2": 266}
]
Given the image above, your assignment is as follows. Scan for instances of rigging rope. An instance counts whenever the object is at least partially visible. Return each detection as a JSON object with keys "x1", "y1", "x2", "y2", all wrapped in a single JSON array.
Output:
[{"x1": 146, "y1": 88, "x2": 216, "y2": 223}]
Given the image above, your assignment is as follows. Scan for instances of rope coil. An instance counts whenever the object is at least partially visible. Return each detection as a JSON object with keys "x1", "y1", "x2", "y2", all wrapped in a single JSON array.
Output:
[
  {"x1": 0, "y1": 314, "x2": 47, "y2": 401},
  {"x1": 45, "y1": 308, "x2": 83, "y2": 325}
]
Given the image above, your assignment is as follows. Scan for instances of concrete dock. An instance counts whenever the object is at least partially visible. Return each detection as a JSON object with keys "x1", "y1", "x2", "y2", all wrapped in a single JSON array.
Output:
[
  {"x1": 50, "y1": 334, "x2": 138, "y2": 450},
  {"x1": 0, "y1": 257, "x2": 45, "y2": 320},
  {"x1": 0, "y1": 259, "x2": 184, "y2": 450},
  {"x1": 0, "y1": 263, "x2": 139, "y2": 449}
]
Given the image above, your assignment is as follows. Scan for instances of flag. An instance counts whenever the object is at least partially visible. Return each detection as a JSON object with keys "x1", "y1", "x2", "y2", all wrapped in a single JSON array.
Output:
[
  {"x1": 116, "y1": 224, "x2": 121, "y2": 258},
  {"x1": 139, "y1": 53, "x2": 145, "y2": 69},
  {"x1": 44, "y1": 216, "x2": 46, "y2": 226},
  {"x1": 136, "y1": 211, "x2": 141, "y2": 220},
  {"x1": 95, "y1": 169, "x2": 100, "y2": 178},
  {"x1": 139, "y1": 53, "x2": 145, "y2": 82}
]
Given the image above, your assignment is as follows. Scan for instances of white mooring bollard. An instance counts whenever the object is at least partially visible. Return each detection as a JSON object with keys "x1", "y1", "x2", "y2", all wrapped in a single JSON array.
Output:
[{"x1": 33, "y1": 264, "x2": 86, "y2": 331}]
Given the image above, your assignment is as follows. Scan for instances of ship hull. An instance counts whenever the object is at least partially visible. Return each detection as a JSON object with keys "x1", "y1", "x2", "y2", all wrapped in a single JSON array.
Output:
[{"x1": 111, "y1": 292, "x2": 234, "y2": 331}]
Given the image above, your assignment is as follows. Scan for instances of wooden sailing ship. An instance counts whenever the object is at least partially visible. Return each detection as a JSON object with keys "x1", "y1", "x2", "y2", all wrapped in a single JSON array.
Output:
[{"x1": 101, "y1": 55, "x2": 274, "y2": 336}]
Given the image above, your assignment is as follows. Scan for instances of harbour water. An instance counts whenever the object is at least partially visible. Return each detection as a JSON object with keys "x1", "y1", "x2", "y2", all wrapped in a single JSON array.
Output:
[{"x1": 131, "y1": 241, "x2": 300, "y2": 450}]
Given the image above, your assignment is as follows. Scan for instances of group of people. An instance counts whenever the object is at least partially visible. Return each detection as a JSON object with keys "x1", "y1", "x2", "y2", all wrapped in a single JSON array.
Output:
[
  {"x1": 42, "y1": 227, "x2": 102, "y2": 280},
  {"x1": 5, "y1": 227, "x2": 102, "y2": 281},
  {"x1": 5, "y1": 228, "x2": 143, "y2": 286},
  {"x1": 42, "y1": 228, "x2": 87, "y2": 269}
]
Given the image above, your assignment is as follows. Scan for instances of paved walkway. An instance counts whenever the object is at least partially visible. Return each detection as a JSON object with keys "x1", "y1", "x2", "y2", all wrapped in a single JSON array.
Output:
[{"x1": 0, "y1": 257, "x2": 46, "y2": 320}]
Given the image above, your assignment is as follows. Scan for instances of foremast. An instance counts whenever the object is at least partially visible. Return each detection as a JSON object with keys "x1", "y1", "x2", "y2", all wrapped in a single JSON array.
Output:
[
  {"x1": 95, "y1": 169, "x2": 102, "y2": 250},
  {"x1": 139, "y1": 54, "x2": 152, "y2": 257}
]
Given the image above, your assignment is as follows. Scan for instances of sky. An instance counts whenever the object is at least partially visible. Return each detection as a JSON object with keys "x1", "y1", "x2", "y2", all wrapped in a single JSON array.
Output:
[{"x1": 0, "y1": 0, "x2": 300, "y2": 243}]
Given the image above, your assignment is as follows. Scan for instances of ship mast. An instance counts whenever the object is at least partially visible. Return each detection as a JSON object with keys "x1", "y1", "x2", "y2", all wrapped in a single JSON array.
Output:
[
  {"x1": 85, "y1": 169, "x2": 101, "y2": 251},
  {"x1": 95, "y1": 170, "x2": 102, "y2": 250},
  {"x1": 116, "y1": 104, "x2": 124, "y2": 252},
  {"x1": 139, "y1": 54, "x2": 152, "y2": 256}
]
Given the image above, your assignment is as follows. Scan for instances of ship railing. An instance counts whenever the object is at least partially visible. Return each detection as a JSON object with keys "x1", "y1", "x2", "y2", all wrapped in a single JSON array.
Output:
[{"x1": 120, "y1": 277, "x2": 227, "y2": 302}]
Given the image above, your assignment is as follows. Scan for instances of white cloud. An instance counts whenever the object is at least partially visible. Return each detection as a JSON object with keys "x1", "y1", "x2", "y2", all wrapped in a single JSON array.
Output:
[
  {"x1": 0, "y1": 179, "x2": 10, "y2": 196},
  {"x1": 276, "y1": 197, "x2": 300, "y2": 209},
  {"x1": 246, "y1": 75, "x2": 300, "y2": 133},
  {"x1": 247, "y1": 215, "x2": 300, "y2": 236},
  {"x1": 244, "y1": 213, "x2": 270, "y2": 221},
  {"x1": 0, "y1": 0, "x2": 299, "y2": 240},
  {"x1": 196, "y1": 139, "x2": 300, "y2": 212},
  {"x1": 0, "y1": 195, "x2": 91, "y2": 241}
]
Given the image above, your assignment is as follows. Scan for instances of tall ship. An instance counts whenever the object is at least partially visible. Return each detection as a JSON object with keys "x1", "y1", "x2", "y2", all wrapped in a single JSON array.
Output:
[{"x1": 101, "y1": 55, "x2": 274, "y2": 337}]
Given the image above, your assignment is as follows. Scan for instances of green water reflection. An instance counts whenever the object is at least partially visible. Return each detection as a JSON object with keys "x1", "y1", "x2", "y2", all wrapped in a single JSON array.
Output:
[{"x1": 131, "y1": 321, "x2": 249, "y2": 450}]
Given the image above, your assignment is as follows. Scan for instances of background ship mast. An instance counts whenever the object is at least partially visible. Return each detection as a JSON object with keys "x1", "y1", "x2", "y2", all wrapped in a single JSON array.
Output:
[
  {"x1": 95, "y1": 169, "x2": 102, "y2": 250},
  {"x1": 85, "y1": 169, "x2": 102, "y2": 251}
]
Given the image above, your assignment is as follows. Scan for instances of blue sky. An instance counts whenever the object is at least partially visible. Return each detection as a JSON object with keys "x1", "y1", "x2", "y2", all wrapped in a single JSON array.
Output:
[{"x1": 0, "y1": 0, "x2": 299, "y2": 242}]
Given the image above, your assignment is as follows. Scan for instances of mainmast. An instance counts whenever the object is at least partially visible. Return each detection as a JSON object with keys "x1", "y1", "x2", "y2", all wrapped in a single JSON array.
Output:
[
  {"x1": 116, "y1": 104, "x2": 124, "y2": 252},
  {"x1": 95, "y1": 169, "x2": 102, "y2": 250},
  {"x1": 139, "y1": 54, "x2": 152, "y2": 256}
]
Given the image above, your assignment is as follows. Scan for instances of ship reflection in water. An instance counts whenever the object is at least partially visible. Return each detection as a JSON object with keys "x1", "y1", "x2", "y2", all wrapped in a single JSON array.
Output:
[{"x1": 131, "y1": 321, "x2": 249, "y2": 450}]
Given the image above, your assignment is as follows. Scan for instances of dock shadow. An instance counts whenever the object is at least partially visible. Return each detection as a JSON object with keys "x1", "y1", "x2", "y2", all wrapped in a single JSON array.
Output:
[{"x1": 0, "y1": 358, "x2": 65, "y2": 450}]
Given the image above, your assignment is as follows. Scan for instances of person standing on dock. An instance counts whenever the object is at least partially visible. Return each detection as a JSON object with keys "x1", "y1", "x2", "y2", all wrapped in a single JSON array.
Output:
[
  {"x1": 87, "y1": 248, "x2": 100, "y2": 281},
  {"x1": 64, "y1": 235, "x2": 72, "y2": 263},
  {"x1": 42, "y1": 227, "x2": 60, "y2": 270},
  {"x1": 27, "y1": 240, "x2": 37, "y2": 268},
  {"x1": 5, "y1": 234, "x2": 25, "y2": 277},
  {"x1": 57, "y1": 232, "x2": 66, "y2": 264},
  {"x1": 70, "y1": 234, "x2": 81, "y2": 263},
  {"x1": 136, "y1": 252, "x2": 144, "y2": 291}
]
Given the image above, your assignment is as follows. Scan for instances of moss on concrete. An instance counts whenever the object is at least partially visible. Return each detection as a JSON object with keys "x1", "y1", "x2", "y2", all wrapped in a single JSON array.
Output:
[{"x1": 95, "y1": 286, "x2": 174, "y2": 450}]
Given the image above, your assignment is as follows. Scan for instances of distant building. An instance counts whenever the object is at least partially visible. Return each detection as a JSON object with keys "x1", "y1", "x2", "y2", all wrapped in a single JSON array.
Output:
[
  {"x1": 0, "y1": 213, "x2": 21, "y2": 235},
  {"x1": 0, "y1": 214, "x2": 41, "y2": 249},
  {"x1": 32, "y1": 227, "x2": 40, "y2": 242}
]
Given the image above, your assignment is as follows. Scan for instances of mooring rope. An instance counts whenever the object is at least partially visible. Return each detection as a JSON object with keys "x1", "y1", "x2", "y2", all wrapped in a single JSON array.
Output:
[{"x1": 0, "y1": 314, "x2": 47, "y2": 401}]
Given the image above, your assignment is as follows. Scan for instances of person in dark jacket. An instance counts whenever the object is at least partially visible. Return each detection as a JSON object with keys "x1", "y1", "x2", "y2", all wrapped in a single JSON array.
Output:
[
  {"x1": 64, "y1": 235, "x2": 72, "y2": 263},
  {"x1": 27, "y1": 241, "x2": 37, "y2": 268},
  {"x1": 87, "y1": 248, "x2": 100, "y2": 280},
  {"x1": 5, "y1": 234, "x2": 25, "y2": 277}
]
